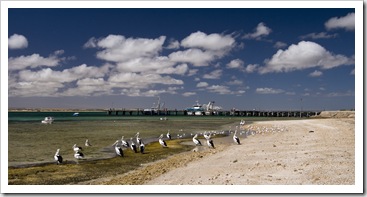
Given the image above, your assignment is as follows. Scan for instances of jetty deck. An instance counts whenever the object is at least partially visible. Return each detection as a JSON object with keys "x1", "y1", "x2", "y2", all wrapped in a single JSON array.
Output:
[{"x1": 106, "y1": 108, "x2": 320, "y2": 118}]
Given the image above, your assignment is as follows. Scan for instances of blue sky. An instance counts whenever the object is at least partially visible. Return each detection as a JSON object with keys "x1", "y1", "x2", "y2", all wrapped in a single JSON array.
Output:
[{"x1": 7, "y1": 6, "x2": 356, "y2": 111}]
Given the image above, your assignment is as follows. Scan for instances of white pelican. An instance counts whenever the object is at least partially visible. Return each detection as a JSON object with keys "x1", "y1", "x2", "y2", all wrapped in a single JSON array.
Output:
[
  {"x1": 207, "y1": 138, "x2": 215, "y2": 149},
  {"x1": 159, "y1": 134, "x2": 168, "y2": 148},
  {"x1": 74, "y1": 150, "x2": 84, "y2": 159},
  {"x1": 54, "y1": 149, "x2": 63, "y2": 164},
  {"x1": 85, "y1": 139, "x2": 92, "y2": 147},
  {"x1": 72, "y1": 144, "x2": 82, "y2": 152},
  {"x1": 112, "y1": 140, "x2": 124, "y2": 157},
  {"x1": 135, "y1": 132, "x2": 142, "y2": 145},
  {"x1": 203, "y1": 131, "x2": 211, "y2": 140},
  {"x1": 130, "y1": 137, "x2": 138, "y2": 153},
  {"x1": 121, "y1": 136, "x2": 129, "y2": 148},
  {"x1": 140, "y1": 142, "x2": 145, "y2": 154},
  {"x1": 233, "y1": 130, "x2": 241, "y2": 145},
  {"x1": 166, "y1": 130, "x2": 172, "y2": 140},
  {"x1": 192, "y1": 134, "x2": 202, "y2": 146}
]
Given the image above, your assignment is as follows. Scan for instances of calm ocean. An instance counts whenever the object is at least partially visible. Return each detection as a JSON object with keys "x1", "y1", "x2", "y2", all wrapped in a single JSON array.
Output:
[{"x1": 8, "y1": 111, "x2": 115, "y2": 122}]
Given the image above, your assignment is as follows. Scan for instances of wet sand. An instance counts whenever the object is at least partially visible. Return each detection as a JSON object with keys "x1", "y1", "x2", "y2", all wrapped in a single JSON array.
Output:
[{"x1": 80, "y1": 117, "x2": 355, "y2": 186}]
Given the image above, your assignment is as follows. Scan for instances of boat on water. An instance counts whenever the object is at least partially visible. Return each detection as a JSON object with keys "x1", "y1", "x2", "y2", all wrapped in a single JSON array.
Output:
[
  {"x1": 72, "y1": 112, "x2": 79, "y2": 116},
  {"x1": 41, "y1": 116, "x2": 54, "y2": 124},
  {"x1": 186, "y1": 101, "x2": 205, "y2": 116},
  {"x1": 144, "y1": 97, "x2": 165, "y2": 115}
]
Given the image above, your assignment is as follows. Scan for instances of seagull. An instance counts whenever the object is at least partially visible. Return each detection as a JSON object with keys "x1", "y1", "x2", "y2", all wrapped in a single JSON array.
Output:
[
  {"x1": 85, "y1": 139, "x2": 92, "y2": 147},
  {"x1": 121, "y1": 136, "x2": 129, "y2": 148},
  {"x1": 72, "y1": 144, "x2": 82, "y2": 152},
  {"x1": 192, "y1": 134, "x2": 202, "y2": 146},
  {"x1": 130, "y1": 137, "x2": 138, "y2": 153},
  {"x1": 112, "y1": 140, "x2": 124, "y2": 157},
  {"x1": 54, "y1": 149, "x2": 63, "y2": 164},
  {"x1": 233, "y1": 129, "x2": 241, "y2": 145},
  {"x1": 159, "y1": 134, "x2": 168, "y2": 148},
  {"x1": 166, "y1": 130, "x2": 172, "y2": 140}
]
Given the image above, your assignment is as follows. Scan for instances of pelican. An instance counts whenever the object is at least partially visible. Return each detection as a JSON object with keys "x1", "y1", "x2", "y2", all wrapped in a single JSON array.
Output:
[
  {"x1": 72, "y1": 144, "x2": 82, "y2": 152},
  {"x1": 140, "y1": 142, "x2": 145, "y2": 154},
  {"x1": 207, "y1": 138, "x2": 215, "y2": 149},
  {"x1": 192, "y1": 134, "x2": 202, "y2": 146},
  {"x1": 135, "y1": 132, "x2": 142, "y2": 145},
  {"x1": 203, "y1": 131, "x2": 211, "y2": 140},
  {"x1": 130, "y1": 137, "x2": 138, "y2": 153},
  {"x1": 233, "y1": 130, "x2": 241, "y2": 145},
  {"x1": 85, "y1": 139, "x2": 92, "y2": 147},
  {"x1": 159, "y1": 134, "x2": 168, "y2": 148},
  {"x1": 166, "y1": 130, "x2": 172, "y2": 140},
  {"x1": 112, "y1": 140, "x2": 124, "y2": 157},
  {"x1": 121, "y1": 136, "x2": 129, "y2": 148},
  {"x1": 74, "y1": 150, "x2": 84, "y2": 160},
  {"x1": 54, "y1": 149, "x2": 63, "y2": 164}
]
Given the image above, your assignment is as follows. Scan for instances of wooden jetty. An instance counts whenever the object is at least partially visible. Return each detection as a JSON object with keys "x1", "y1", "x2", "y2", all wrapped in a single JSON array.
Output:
[{"x1": 106, "y1": 108, "x2": 321, "y2": 118}]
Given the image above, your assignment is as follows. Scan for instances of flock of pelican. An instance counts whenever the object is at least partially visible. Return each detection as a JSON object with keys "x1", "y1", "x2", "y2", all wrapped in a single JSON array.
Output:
[{"x1": 54, "y1": 119, "x2": 288, "y2": 165}]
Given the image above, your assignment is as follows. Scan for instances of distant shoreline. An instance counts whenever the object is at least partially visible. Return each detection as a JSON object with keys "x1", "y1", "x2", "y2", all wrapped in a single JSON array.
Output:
[{"x1": 8, "y1": 108, "x2": 106, "y2": 112}]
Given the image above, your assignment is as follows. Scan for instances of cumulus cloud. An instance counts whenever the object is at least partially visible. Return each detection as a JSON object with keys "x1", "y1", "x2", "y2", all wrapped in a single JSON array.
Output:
[
  {"x1": 226, "y1": 59, "x2": 244, "y2": 70},
  {"x1": 299, "y1": 32, "x2": 338, "y2": 40},
  {"x1": 309, "y1": 70, "x2": 323, "y2": 77},
  {"x1": 8, "y1": 34, "x2": 28, "y2": 49},
  {"x1": 196, "y1": 82, "x2": 209, "y2": 88},
  {"x1": 245, "y1": 64, "x2": 259, "y2": 73},
  {"x1": 169, "y1": 48, "x2": 217, "y2": 67},
  {"x1": 273, "y1": 41, "x2": 287, "y2": 49},
  {"x1": 8, "y1": 53, "x2": 63, "y2": 71},
  {"x1": 243, "y1": 22, "x2": 272, "y2": 40},
  {"x1": 203, "y1": 69, "x2": 222, "y2": 79},
  {"x1": 166, "y1": 39, "x2": 180, "y2": 49},
  {"x1": 84, "y1": 34, "x2": 166, "y2": 62},
  {"x1": 182, "y1": 92, "x2": 197, "y2": 97},
  {"x1": 181, "y1": 31, "x2": 235, "y2": 51},
  {"x1": 206, "y1": 85, "x2": 232, "y2": 94},
  {"x1": 325, "y1": 12, "x2": 355, "y2": 31},
  {"x1": 259, "y1": 41, "x2": 354, "y2": 74},
  {"x1": 256, "y1": 87, "x2": 284, "y2": 94}
]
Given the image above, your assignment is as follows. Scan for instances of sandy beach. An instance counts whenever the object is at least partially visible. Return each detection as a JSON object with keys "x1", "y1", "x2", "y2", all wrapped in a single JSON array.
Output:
[{"x1": 80, "y1": 114, "x2": 355, "y2": 186}]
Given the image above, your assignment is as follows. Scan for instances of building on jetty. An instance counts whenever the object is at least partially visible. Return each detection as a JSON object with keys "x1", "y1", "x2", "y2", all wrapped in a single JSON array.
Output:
[{"x1": 106, "y1": 108, "x2": 320, "y2": 118}]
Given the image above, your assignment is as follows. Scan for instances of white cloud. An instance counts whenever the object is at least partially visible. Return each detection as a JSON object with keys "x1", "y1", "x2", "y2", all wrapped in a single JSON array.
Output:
[
  {"x1": 243, "y1": 22, "x2": 272, "y2": 39},
  {"x1": 85, "y1": 34, "x2": 166, "y2": 62},
  {"x1": 182, "y1": 92, "x2": 196, "y2": 97},
  {"x1": 226, "y1": 59, "x2": 244, "y2": 70},
  {"x1": 256, "y1": 87, "x2": 284, "y2": 94},
  {"x1": 350, "y1": 69, "x2": 355, "y2": 75},
  {"x1": 169, "y1": 48, "x2": 217, "y2": 67},
  {"x1": 273, "y1": 41, "x2": 287, "y2": 49},
  {"x1": 259, "y1": 41, "x2": 354, "y2": 74},
  {"x1": 299, "y1": 32, "x2": 338, "y2": 39},
  {"x1": 206, "y1": 85, "x2": 232, "y2": 94},
  {"x1": 309, "y1": 70, "x2": 323, "y2": 77},
  {"x1": 9, "y1": 53, "x2": 62, "y2": 71},
  {"x1": 245, "y1": 64, "x2": 259, "y2": 73},
  {"x1": 8, "y1": 34, "x2": 28, "y2": 49},
  {"x1": 325, "y1": 12, "x2": 355, "y2": 31},
  {"x1": 227, "y1": 79, "x2": 243, "y2": 85},
  {"x1": 196, "y1": 82, "x2": 209, "y2": 88},
  {"x1": 203, "y1": 69, "x2": 222, "y2": 79},
  {"x1": 166, "y1": 39, "x2": 180, "y2": 49},
  {"x1": 181, "y1": 31, "x2": 235, "y2": 51}
]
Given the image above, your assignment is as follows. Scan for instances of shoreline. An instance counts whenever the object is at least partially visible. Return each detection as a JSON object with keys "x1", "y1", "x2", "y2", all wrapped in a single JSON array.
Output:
[{"x1": 80, "y1": 117, "x2": 355, "y2": 185}]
